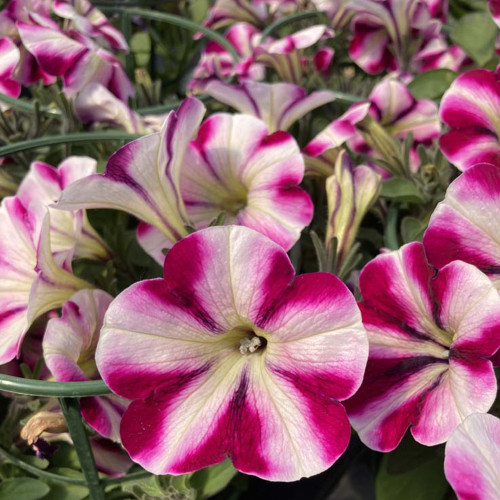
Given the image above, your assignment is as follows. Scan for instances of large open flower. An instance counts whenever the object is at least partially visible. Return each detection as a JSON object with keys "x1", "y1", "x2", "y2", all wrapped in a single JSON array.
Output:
[
  {"x1": 444, "y1": 413, "x2": 500, "y2": 500},
  {"x1": 346, "y1": 242, "x2": 500, "y2": 451},
  {"x1": 43, "y1": 289, "x2": 127, "y2": 442},
  {"x1": 57, "y1": 97, "x2": 313, "y2": 263},
  {"x1": 423, "y1": 163, "x2": 500, "y2": 291},
  {"x1": 96, "y1": 225, "x2": 368, "y2": 481},
  {"x1": 440, "y1": 69, "x2": 500, "y2": 170}
]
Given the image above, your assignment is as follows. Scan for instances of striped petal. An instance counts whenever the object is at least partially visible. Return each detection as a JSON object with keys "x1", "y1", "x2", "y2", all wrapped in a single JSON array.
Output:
[
  {"x1": 0, "y1": 37, "x2": 20, "y2": 100},
  {"x1": 423, "y1": 163, "x2": 500, "y2": 290},
  {"x1": 97, "y1": 226, "x2": 366, "y2": 480},
  {"x1": 445, "y1": 413, "x2": 500, "y2": 500}
]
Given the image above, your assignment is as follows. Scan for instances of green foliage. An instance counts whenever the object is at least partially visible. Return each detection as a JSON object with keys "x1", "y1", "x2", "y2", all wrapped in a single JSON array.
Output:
[
  {"x1": 190, "y1": 460, "x2": 238, "y2": 499},
  {"x1": 408, "y1": 70, "x2": 457, "y2": 100},
  {"x1": 380, "y1": 178, "x2": 424, "y2": 204},
  {"x1": 0, "y1": 477, "x2": 50, "y2": 500}
]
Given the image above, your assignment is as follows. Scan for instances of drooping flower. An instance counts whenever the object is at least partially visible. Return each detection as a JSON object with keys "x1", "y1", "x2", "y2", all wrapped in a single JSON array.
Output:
[
  {"x1": 96, "y1": 225, "x2": 368, "y2": 480},
  {"x1": 444, "y1": 413, "x2": 500, "y2": 500},
  {"x1": 325, "y1": 151, "x2": 381, "y2": 270},
  {"x1": 74, "y1": 83, "x2": 167, "y2": 133},
  {"x1": 253, "y1": 25, "x2": 334, "y2": 84},
  {"x1": 51, "y1": 0, "x2": 129, "y2": 52},
  {"x1": 18, "y1": 21, "x2": 133, "y2": 100},
  {"x1": 423, "y1": 162, "x2": 500, "y2": 291},
  {"x1": 205, "y1": 80, "x2": 335, "y2": 132},
  {"x1": 57, "y1": 97, "x2": 313, "y2": 263},
  {"x1": 345, "y1": 242, "x2": 500, "y2": 451},
  {"x1": 0, "y1": 200, "x2": 90, "y2": 365},
  {"x1": 17, "y1": 156, "x2": 111, "y2": 261},
  {"x1": 439, "y1": 69, "x2": 500, "y2": 171},
  {"x1": 43, "y1": 289, "x2": 127, "y2": 441},
  {"x1": 347, "y1": 0, "x2": 452, "y2": 75},
  {"x1": 188, "y1": 22, "x2": 264, "y2": 94},
  {"x1": 0, "y1": 37, "x2": 21, "y2": 100}
]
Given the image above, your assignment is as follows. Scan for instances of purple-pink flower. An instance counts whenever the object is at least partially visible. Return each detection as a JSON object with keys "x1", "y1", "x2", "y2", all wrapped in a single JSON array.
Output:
[
  {"x1": 440, "y1": 69, "x2": 500, "y2": 171},
  {"x1": 96, "y1": 225, "x2": 368, "y2": 480},
  {"x1": 346, "y1": 242, "x2": 500, "y2": 451}
]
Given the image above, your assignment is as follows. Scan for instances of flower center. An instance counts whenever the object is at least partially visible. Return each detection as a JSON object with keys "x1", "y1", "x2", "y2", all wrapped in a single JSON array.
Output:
[
  {"x1": 219, "y1": 189, "x2": 248, "y2": 216},
  {"x1": 227, "y1": 326, "x2": 267, "y2": 355}
]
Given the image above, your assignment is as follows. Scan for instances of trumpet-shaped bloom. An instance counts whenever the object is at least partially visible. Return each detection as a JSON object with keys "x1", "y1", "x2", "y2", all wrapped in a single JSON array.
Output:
[
  {"x1": 17, "y1": 157, "x2": 110, "y2": 261},
  {"x1": 96, "y1": 225, "x2": 368, "y2": 480},
  {"x1": 43, "y1": 289, "x2": 127, "y2": 441},
  {"x1": 18, "y1": 22, "x2": 133, "y2": 100},
  {"x1": 439, "y1": 69, "x2": 500, "y2": 171},
  {"x1": 444, "y1": 413, "x2": 500, "y2": 500},
  {"x1": 346, "y1": 242, "x2": 500, "y2": 451},
  {"x1": 0, "y1": 37, "x2": 20, "y2": 100},
  {"x1": 423, "y1": 163, "x2": 500, "y2": 291},
  {"x1": 254, "y1": 25, "x2": 333, "y2": 84},
  {"x1": 74, "y1": 83, "x2": 167, "y2": 134},
  {"x1": 347, "y1": 0, "x2": 448, "y2": 74},
  {"x1": 203, "y1": 0, "x2": 268, "y2": 29},
  {"x1": 0, "y1": 200, "x2": 90, "y2": 365},
  {"x1": 326, "y1": 152, "x2": 381, "y2": 268},
  {"x1": 188, "y1": 23, "x2": 264, "y2": 94},
  {"x1": 205, "y1": 80, "x2": 335, "y2": 132},
  {"x1": 57, "y1": 97, "x2": 312, "y2": 263},
  {"x1": 52, "y1": 0, "x2": 129, "y2": 52}
]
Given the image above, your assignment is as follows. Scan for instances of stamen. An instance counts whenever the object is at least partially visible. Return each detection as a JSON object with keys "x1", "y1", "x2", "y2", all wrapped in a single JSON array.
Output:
[{"x1": 239, "y1": 336, "x2": 262, "y2": 355}]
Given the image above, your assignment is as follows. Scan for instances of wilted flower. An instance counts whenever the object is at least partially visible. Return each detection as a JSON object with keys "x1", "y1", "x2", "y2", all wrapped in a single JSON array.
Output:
[
  {"x1": 444, "y1": 413, "x2": 500, "y2": 500},
  {"x1": 346, "y1": 242, "x2": 500, "y2": 451},
  {"x1": 423, "y1": 162, "x2": 500, "y2": 291},
  {"x1": 43, "y1": 289, "x2": 128, "y2": 441},
  {"x1": 96, "y1": 225, "x2": 368, "y2": 480},
  {"x1": 205, "y1": 80, "x2": 335, "y2": 132},
  {"x1": 312, "y1": 0, "x2": 353, "y2": 29},
  {"x1": 440, "y1": 69, "x2": 500, "y2": 171},
  {"x1": 325, "y1": 151, "x2": 381, "y2": 269},
  {"x1": 57, "y1": 98, "x2": 313, "y2": 263}
]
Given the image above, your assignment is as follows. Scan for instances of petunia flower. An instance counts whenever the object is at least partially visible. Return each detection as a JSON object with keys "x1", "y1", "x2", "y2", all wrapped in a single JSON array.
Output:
[
  {"x1": 326, "y1": 151, "x2": 381, "y2": 269},
  {"x1": 56, "y1": 97, "x2": 313, "y2": 263},
  {"x1": 96, "y1": 225, "x2": 368, "y2": 480},
  {"x1": 345, "y1": 242, "x2": 500, "y2": 451},
  {"x1": 188, "y1": 22, "x2": 264, "y2": 94},
  {"x1": 347, "y1": 0, "x2": 447, "y2": 75},
  {"x1": 439, "y1": 69, "x2": 500, "y2": 171},
  {"x1": 0, "y1": 200, "x2": 90, "y2": 365},
  {"x1": 52, "y1": 0, "x2": 129, "y2": 53},
  {"x1": 312, "y1": 0, "x2": 353, "y2": 29},
  {"x1": 444, "y1": 413, "x2": 500, "y2": 500},
  {"x1": 253, "y1": 25, "x2": 334, "y2": 84},
  {"x1": 205, "y1": 80, "x2": 335, "y2": 132},
  {"x1": 18, "y1": 21, "x2": 134, "y2": 100},
  {"x1": 423, "y1": 162, "x2": 500, "y2": 291},
  {"x1": 74, "y1": 83, "x2": 167, "y2": 134},
  {"x1": 43, "y1": 289, "x2": 128, "y2": 441},
  {"x1": 17, "y1": 156, "x2": 111, "y2": 262},
  {"x1": 203, "y1": 0, "x2": 268, "y2": 30},
  {"x1": 0, "y1": 37, "x2": 21, "y2": 100}
]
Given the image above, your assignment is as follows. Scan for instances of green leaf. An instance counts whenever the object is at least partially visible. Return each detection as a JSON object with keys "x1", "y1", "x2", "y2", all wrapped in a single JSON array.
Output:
[
  {"x1": 380, "y1": 178, "x2": 424, "y2": 204},
  {"x1": 401, "y1": 216, "x2": 427, "y2": 243},
  {"x1": 408, "y1": 69, "x2": 457, "y2": 100},
  {"x1": 190, "y1": 460, "x2": 238, "y2": 499},
  {"x1": 43, "y1": 483, "x2": 88, "y2": 500},
  {"x1": 0, "y1": 477, "x2": 50, "y2": 500},
  {"x1": 188, "y1": 0, "x2": 209, "y2": 23},
  {"x1": 376, "y1": 440, "x2": 448, "y2": 500},
  {"x1": 451, "y1": 12, "x2": 498, "y2": 65}
]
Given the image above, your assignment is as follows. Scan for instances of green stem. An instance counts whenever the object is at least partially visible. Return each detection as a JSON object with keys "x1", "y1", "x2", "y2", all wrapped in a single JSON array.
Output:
[
  {"x1": 0, "y1": 93, "x2": 61, "y2": 116},
  {"x1": 330, "y1": 91, "x2": 364, "y2": 103},
  {"x1": 260, "y1": 11, "x2": 327, "y2": 41},
  {"x1": 101, "y1": 470, "x2": 152, "y2": 486},
  {"x1": 384, "y1": 205, "x2": 400, "y2": 250},
  {"x1": 0, "y1": 375, "x2": 111, "y2": 397},
  {"x1": 107, "y1": 8, "x2": 240, "y2": 62},
  {"x1": 59, "y1": 398, "x2": 104, "y2": 500},
  {"x1": 0, "y1": 445, "x2": 87, "y2": 485},
  {"x1": 0, "y1": 132, "x2": 141, "y2": 156},
  {"x1": 136, "y1": 93, "x2": 210, "y2": 115}
]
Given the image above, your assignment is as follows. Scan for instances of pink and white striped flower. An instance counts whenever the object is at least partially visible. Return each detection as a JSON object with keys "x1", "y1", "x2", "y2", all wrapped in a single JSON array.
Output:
[
  {"x1": 346, "y1": 242, "x2": 500, "y2": 451},
  {"x1": 253, "y1": 25, "x2": 334, "y2": 84},
  {"x1": 57, "y1": 97, "x2": 313, "y2": 263},
  {"x1": 18, "y1": 22, "x2": 133, "y2": 100},
  {"x1": 203, "y1": 0, "x2": 268, "y2": 30},
  {"x1": 0, "y1": 37, "x2": 21, "y2": 100},
  {"x1": 205, "y1": 80, "x2": 335, "y2": 132},
  {"x1": 444, "y1": 413, "x2": 500, "y2": 500},
  {"x1": 96, "y1": 225, "x2": 368, "y2": 480},
  {"x1": 43, "y1": 289, "x2": 127, "y2": 441},
  {"x1": 423, "y1": 162, "x2": 500, "y2": 291},
  {"x1": 74, "y1": 83, "x2": 167, "y2": 133},
  {"x1": 52, "y1": 0, "x2": 129, "y2": 53},
  {"x1": 439, "y1": 69, "x2": 500, "y2": 171},
  {"x1": 188, "y1": 22, "x2": 264, "y2": 94}
]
